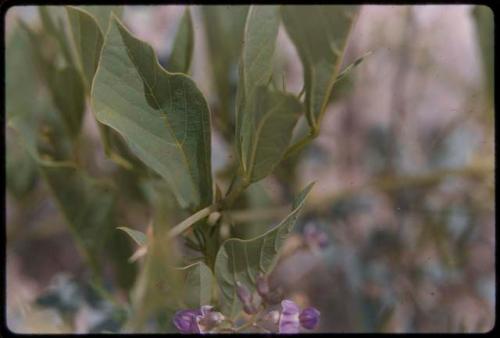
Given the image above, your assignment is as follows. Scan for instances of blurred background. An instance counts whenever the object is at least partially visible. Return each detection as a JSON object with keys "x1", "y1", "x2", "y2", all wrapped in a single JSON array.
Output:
[{"x1": 5, "y1": 5, "x2": 494, "y2": 333}]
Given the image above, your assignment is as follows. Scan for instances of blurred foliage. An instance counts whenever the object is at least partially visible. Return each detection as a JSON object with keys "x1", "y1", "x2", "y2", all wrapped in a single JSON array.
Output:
[{"x1": 472, "y1": 5, "x2": 494, "y2": 116}]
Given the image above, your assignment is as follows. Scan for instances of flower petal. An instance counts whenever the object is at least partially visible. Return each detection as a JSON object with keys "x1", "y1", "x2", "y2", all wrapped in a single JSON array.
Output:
[{"x1": 279, "y1": 300, "x2": 301, "y2": 333}]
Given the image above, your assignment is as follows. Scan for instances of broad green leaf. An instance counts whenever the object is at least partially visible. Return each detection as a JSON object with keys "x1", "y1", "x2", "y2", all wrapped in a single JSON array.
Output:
[
  {"x1": 282, "y1": 5, "x2": 359, "y2": 128},
  {"x1": 91, "y1": 16, "x2": 212, "y2": 210},
  {"x1": 65, "y1": 5, "x2": 141, "y2": 170},
  {"x1": 178, "y1": 261, "x2": 215, "y2": 308},
  {"x1": 472, "y1": 5, "x2": 494, "y2": 113},
  {"x1": 65, "y1": 5, "x2": 123, "y2": 90},
  {"x1": 79, "y1": 5, "x2": 123, "y2": 33},
  {"x1": 47, "y1": 65, "x2": 86, "y2": 137},
  {"x1": 66, "y1": 6, "x2": 104, "y2": 90},
  {"x1": 201, "y1": 5, "x2": 249, "y2": 131},
  {"x1": 6, "y1": 24, "x2": 38, "y2": 120},
  {"x1": 214, "y1": 182, "x2": 314, "y2": 317},
  {"x1": 22, "y1": 13, "x2": 86, "y2": 140},
  {"x1": 235, "y1": 5, "x2": 300, "y2": 182},
  {"x1": 242, "y1": 87, "x2": 303, "y2": 182},
  {"x1": 38, "y1": 6, "x2": 75, "y2": 67},
  {"x1": 43, "y1": 166, "x2": 115, "y2": 260},
  {"x1": 118, "y1": 227, "x2": 148, "y2": 246},
  {"x1": 236, "y1": 6, "x2": 280, "y2": 108},
  {"x1": 6, "y1": 24, "x2": 40, "y2": 198},
  {"x1": 166, "y1": 7, "x2": 194, "y2": 73}
]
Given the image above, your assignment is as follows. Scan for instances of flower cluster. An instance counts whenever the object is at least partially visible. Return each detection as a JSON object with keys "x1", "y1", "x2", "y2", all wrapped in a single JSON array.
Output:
[
  {"x1": 173, "y1": 274, "x2": 320, "y2": 334},
  {"x1": 275, "y1": 299, "x2": 320, "y2": 333},
  {"x1": 173, "y1": 305, "x2": 225, "y2": 334}
]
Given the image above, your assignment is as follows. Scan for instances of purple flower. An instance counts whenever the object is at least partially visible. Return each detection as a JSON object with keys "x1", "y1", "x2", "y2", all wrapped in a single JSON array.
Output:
[
  {"x1": 278, "y1": 300, "x2": 321, "y2": 333},
  {"x1": 299, "y1": 307, "x2": 320, "y2": 330},
  {"x1": 279, "y1": 300, "x2": 301, "y2": 333},
  {"x1": 303, "y1": 224, "x2": 329, "y2": 249},
  {"x1": 173, "y1": 305, "x2": 225, "y2": 334},
  {"x1": 173, "y1": 309, "x2": 201, "y2": 333}
]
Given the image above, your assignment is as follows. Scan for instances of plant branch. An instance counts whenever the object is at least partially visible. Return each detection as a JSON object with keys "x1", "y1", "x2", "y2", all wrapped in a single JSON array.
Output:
[
  {"x1": 221, "y1": 174, "x2": 249, "y2": 210},
  {"x1": 168, "y1": 205, "x2": 216, "y2": 238}
]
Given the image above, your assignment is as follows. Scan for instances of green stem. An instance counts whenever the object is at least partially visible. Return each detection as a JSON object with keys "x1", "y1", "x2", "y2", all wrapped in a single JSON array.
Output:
[
  {"x1": 283, "y1": 127, "x2": 319, "y2": 160},
  {"x1": 168, "y1": 205, "x2": 216, "y2": 238},
  {"x1": 221, "y1": 175, "x2": 249, "y2": 210}
]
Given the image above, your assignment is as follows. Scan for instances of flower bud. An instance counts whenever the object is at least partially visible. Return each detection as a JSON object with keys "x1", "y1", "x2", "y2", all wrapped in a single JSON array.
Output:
[
  {"x1": 236, "y1": 281, "x2": 253, "y2": 305},
  {"x1": 256, "y1": 274, "x2": 270, "y2": 298},
  {"x1": 173, "y1": 309, "x2": 201, "y2": 333},
  {"x1": 243, "y1": 302, "x2": 258, "y2": 315},
  {"x1": 299, "y1": 307, "x2": 320, "y2": 330}
]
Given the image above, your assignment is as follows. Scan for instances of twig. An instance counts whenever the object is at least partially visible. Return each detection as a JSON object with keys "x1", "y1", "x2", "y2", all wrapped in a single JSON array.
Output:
[{"x1": 167, "y1": 205, "x2": 216, "y2": 238}]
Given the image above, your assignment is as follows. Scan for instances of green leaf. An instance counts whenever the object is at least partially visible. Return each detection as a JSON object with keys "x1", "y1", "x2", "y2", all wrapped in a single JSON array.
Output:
[
  {"x1": 235, "y1": 5, "x2": 300, "y2": 182},
  {"x1": 178, "y1": 261, "x2": 215, "y2": 308},
  {"x1": 66, "y1": 6, "x2": 105, "y2": 90},
  {"x1": 22, "y1": 12, "x2": 86, "y2": 140},
  {"x1": 47, "y1": 65, "x2": 86, "y2": 137},
  {"x1": 91, "y1": 16, "x2": 213, "y2": 210},
  {"x1": 6, "y1": 129, "x2": 39, "y2": 199},
  {"x1": 38, "y1": 6, "x2": 75, "y2": 67},
  {"x1": 43, "y1": 166, "x2": 115, "y2": 258},
  {"x1": 65, "y1": 6, "x2": 141, "y2": 170},
  {"x1": 214, "y1": 182, "x2": 314, "y2": 317},
  {"x1": 242, "y1": 87, "x2": 303, "y2": 182},
  {"x1": 6, "y1": 24, "x2": 40, "y2": 198},
  {"x1": 201, "y1": 5, "x2": 249, "y2": 129},
  {"x1": 237, "y1": 5, "x2": 280, "y2": 101},
  {"x1": 65, "y1": 6, "x2": 123, "y2": 90},
  {"x1": 166, "y1": 7, "x2": 194, "y2": 73},
  {"x1": 79, "y1": 5, "x2": 124, "y2": 33},
  {"x1": 6, "y1": 24, "x2": 39, "y2": 120},
  {"x1": 282, "y1": 5, "x2": 359, "y2": 128},
  {"x1": 118, "y1": 227, "x2": 148, "y2": 247},
  {"x1": 472, "y1": 5, "x2": 493, "y2": 113}
]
